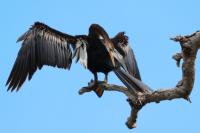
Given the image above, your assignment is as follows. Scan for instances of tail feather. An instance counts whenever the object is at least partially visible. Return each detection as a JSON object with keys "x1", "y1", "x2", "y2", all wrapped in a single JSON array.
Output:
[{"x1": 114, "y1": 68, "x2": 152, "y2": 94}]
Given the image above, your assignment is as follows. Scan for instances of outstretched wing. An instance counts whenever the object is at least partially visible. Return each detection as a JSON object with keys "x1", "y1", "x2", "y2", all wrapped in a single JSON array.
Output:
[
  {"x1": 6, "y1": 22, "x2": 88, "y2": 91},
  {"x1": 111, "y1": 32, "x2": 141, "y2": 80}
]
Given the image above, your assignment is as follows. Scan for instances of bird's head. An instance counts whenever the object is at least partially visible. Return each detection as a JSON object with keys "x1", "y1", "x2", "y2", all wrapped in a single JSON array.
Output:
[{"x1": 89, "y1": 24, "x2": 110, "y2": 40}]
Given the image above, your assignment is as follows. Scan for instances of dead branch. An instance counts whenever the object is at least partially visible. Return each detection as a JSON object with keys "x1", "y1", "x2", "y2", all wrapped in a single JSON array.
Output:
[{"x1": 79, "y1": 30, "x2": 200, "y2": 129}]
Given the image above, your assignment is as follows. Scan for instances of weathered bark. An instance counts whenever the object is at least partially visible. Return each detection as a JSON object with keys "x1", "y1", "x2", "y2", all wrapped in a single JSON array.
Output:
[{"x1": 79, "y1": 30, "x2": 200, "y2": 129}]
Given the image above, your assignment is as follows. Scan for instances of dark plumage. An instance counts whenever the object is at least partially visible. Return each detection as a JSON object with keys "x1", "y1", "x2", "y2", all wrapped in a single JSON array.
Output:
[{"x1": 6, "y1": 22, "x2": 144, "y2": 97}]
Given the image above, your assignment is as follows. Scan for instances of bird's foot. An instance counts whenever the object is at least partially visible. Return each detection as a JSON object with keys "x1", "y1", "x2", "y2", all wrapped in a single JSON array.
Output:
[
  {"x1": 88, "y1": 79, "x2": 107, "y2": 86},
  {"x1": 78, "y1": 80, "x2": 104, "y2": 97}
]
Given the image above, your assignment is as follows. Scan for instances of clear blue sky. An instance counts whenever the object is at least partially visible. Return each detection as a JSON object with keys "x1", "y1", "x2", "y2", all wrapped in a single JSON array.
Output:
[{"x1": 0, "y1": 0, "x2": 200, "y2": 133}]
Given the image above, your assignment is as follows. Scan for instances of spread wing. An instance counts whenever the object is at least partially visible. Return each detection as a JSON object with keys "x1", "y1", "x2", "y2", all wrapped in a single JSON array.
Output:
[{"x1": 6, "y1": 22, "x2": 88, "y2": 91}]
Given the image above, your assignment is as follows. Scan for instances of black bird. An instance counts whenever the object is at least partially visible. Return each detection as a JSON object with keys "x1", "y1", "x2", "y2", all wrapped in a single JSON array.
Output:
[{"x1": 6, "y1": 22, "x2": 145, "y2": 97}]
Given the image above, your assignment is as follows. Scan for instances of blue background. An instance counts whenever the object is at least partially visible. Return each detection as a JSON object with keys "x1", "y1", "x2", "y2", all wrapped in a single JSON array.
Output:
[{"x1": 0, "y1": 0, "x2": 200, "y2": 133}]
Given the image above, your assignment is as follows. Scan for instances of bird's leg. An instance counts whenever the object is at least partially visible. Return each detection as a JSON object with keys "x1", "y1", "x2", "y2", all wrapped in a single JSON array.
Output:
[
  {"x1": 94, "y1": 72, "x2": 98, "y2": 84},
  {"x1": 103, "y1": 73, "x2": 108, "y2": 83}
]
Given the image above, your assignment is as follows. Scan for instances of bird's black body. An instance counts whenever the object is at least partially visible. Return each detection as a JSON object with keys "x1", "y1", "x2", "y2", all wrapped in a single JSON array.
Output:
[
  {"x1": 87, "y1": 37, "x2": 113, "y2": 75},
  {"x1": 6, "y1": 22, "x2": 146, "y2": 97}
]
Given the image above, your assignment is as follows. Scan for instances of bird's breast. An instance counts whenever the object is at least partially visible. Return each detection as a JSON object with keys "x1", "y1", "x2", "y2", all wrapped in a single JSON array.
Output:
[{"x1": 87, "y1": 42, "x2": 114, "y2": 74}]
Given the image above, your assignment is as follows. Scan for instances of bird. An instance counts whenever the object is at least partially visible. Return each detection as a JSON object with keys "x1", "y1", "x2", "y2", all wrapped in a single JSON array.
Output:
[{"x1": 6, "y1": 22, "x2": 145, "y2": 97}]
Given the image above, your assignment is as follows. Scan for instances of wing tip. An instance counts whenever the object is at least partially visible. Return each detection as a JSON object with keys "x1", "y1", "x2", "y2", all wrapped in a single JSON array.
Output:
[
  {"x1": 6, "y1": 83, "x2": 13, "y2": 92},
  {"x1": 16, "y1": 21, "x2": 46, "y2": 43},
  {"x1": 6, "y1": 83, "x2": 21, "y2": 92}
]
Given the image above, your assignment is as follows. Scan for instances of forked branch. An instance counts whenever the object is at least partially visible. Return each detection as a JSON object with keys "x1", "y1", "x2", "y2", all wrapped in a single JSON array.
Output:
[{"x1": 79, "y1": 30, "x2": 200, "y2": 129}]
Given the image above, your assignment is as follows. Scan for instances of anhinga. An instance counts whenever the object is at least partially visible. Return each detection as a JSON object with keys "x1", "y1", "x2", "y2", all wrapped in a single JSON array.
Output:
[{"x1": 6, "y1": 22, "x2": 145, "y2": 97}]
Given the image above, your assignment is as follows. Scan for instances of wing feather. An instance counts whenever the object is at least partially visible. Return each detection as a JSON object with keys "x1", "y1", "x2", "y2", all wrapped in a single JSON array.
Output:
[
  {"x1": 112, "y1": 32, "x2": 141, "y2": 80},
  {"x1": 111, "y1": 32, "x2": 147, "y2": 93},
  {"x1": 6, "y1": 22, "x2": 87, "y2": 91},
  {"x1": 124, "y1": 45, "x2": 141, "y2": 80}
]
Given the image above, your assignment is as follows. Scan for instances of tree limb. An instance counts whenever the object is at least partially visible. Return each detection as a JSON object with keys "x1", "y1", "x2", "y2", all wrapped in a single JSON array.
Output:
[{"x1": 79, "y1": 30, "x2": 200, "y2": 129}]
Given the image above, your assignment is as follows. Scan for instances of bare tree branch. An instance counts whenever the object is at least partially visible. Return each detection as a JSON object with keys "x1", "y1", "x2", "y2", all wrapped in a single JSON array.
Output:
[{"x1": 79, "y1": 30, "x2": 200, "y2": 129}]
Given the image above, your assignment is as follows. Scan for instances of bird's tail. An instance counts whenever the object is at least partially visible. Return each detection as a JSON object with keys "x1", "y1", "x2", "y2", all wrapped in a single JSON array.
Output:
[{"x1": 114, "y1": 68, "x2": 152, "y2": 95}]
